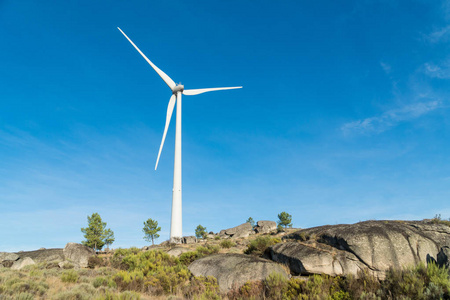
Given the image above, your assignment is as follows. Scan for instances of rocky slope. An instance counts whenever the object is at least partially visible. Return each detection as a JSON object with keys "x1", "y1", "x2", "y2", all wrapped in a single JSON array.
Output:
[{"x1": 270, "y1": 220, "x2": 450, "y2": 278}]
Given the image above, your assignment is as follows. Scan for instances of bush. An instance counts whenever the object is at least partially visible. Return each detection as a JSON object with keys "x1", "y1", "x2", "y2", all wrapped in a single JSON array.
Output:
[
  {"x1": 88, "y1": 256, "x2": 105, "y2": 269},
  {"x1": 180, "y1": 245, "x2": 220, "y2": 266},
  {"x1": 265, "y1": 272, "x2": 288, "y2": 299},
  {"x1": 53, "y1": 283, "x2": 97, "y2": 300},
  {"x1": 244, "y1": 236, "x2": 281, "y2": 256},
  {"x1": 61, "y1": 269, "x2": 79, "y2": 283},
  {"x1": 228, "y1": 280, "x2": 264, "y2": 299},
  {"x1": 182, "y1": 276, "x2": 220, "y2": 299},
  {"x1": 220, "y1": 240, "x2": 236, "y2": 249}
]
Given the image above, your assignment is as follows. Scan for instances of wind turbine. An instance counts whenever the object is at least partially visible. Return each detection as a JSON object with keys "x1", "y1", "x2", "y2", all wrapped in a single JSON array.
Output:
[{"x1": 118, "y1": 28, "x2": 242, "y2": 243}]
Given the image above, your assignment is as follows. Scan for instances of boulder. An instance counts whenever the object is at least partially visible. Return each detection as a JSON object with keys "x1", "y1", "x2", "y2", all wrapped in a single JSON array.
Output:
[
  {"x1": 16, "y1": 248, "x2": 64, "y2": 264},
  {"x1": 167, "y1": 247, "x2": 191, "y2": 257},
  {"x1": 63, "y1": 243, "x2": 95, "y2": 268},
  {"x1": 183, "y1": 236, "x2": 197, "y2": 244},
  {"x1": 170, "y1": 237, "x2": 183, "y2": 244},
  {"x1": 255, "y1": 221, "x2": 277, "y2": 234},
  {"x1": 223, "y1": 223, "x2": 253, "y2": 239},
  {"x1": 270, "y1": 242, "x2": 367, "y2": 277},
  {"x1": 0, "y1": 252, "x2": 19, "y2": 263},
  {"x1": 11, "y1": 257, "x2": 35, "y2": 270},
  {"x1": 272, "y1": 220, "x2": 450, "y2": 279},
  {"x1": 189, "y1": 253, "x2": 288, "y2": 292}
]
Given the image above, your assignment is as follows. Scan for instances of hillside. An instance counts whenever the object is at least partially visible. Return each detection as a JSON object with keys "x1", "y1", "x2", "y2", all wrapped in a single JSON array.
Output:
[{"x1": 1, "y1": 219, "x2": 450, "y2": 299}]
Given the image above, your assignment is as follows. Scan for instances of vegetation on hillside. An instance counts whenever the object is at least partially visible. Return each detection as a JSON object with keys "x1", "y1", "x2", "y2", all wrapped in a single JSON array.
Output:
[{"x1": 1, "y1": 250, "x2": 449, "y2": 299}]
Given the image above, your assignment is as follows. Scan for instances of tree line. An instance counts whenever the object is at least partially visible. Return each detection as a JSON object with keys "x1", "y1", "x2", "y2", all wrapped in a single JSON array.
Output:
[{"x1": 81, "y1": 211, "x2": 293, "y2": 250}]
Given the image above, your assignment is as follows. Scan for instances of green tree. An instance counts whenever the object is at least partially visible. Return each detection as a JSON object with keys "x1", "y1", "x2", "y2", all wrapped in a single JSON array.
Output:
[
  {"x1": 195, "y1": 224, "x2": 207, "y2": 239},
  {"x1": 104, "y1": 228, "x2": 115, "y2": 250},
  {"x1": 81, "y1": 213, "x2": 114, "y2": 251},
  {"x1": 143, "y1": 218, "x2": 161, "y2": 245},
  {"x1": 277, "y1": 211, "x2": 292, "y2": 229},
  {"x1": 246, "y1": 217, "x2": 255, "y2": 228}
]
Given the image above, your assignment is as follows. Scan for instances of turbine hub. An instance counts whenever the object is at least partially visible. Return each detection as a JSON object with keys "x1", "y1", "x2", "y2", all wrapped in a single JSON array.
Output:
[{"x1": 172, "y1": 84, "x2": 184, "y2": 94}]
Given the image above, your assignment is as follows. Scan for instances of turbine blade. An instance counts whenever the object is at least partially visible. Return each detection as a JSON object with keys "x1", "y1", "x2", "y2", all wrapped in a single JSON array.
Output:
[
  {"x1": 183, "y1": 86, "x2": 242, "y2": 96},
  {"x1": 155, "y1": 94, "x2": 177, "y2": 170},
  {"x1": 118, "y1": 27, "x2": 176, "y2": 90}
]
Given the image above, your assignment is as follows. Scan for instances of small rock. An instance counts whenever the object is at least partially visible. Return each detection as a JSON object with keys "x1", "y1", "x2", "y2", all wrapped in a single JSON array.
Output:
[
  {"x1": 11, "y1": 257, "x2": 35, "y2": 270},
  {"x1": 167, "y1": 247, "x2": 191, "y2": 257},
  {"x1": 183, "y1": 236, "x2": 197, "y2": 244}
]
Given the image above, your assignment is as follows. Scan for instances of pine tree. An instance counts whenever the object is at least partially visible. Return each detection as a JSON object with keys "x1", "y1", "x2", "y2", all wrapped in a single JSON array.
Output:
[
  {"x1": 277, "y1": 211, "x2": 292, "y2": 229},
  {"x1": 195, "y1": 224, "x2": 207, "y2": 239},
  {"x1": 143, "y1": 218, "x2": 161, "y2": 245},
  {"x1": 81, "y1": 213, "x2": 114, "y2": 251}
]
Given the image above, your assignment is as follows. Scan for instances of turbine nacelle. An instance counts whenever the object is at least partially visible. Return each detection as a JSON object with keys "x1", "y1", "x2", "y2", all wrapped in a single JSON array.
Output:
[{"x1": 172, "y1": 84, "x2": 184, "y2": 94}]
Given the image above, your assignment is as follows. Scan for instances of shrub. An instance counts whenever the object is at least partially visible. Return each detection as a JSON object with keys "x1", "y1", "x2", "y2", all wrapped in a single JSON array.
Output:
[
  {"x1": 180, "y1": 245, "x2": 220, "y2": 266},
  {"x1": 61, "y1": 269, "x2": 79, "y2": 283},
  {"x1": 220, "y1": 240, "x2": 236, "y2": 249},
  {"x1": 88, "y1": 256, "x2": 105, "y2": 269},
  {"x1": 214, "y1": 236, "x2": 221, "y2": 240},
  {"x1": 1, "y1": 277, "x2": 49, "y2": 298},
  {"x1": 265, "y1": 272, "x2": 288, "y2": 299},
  {"x1": 345, "y1": 269, "x2": 380, "y2": 299},
  {"x1": 16, "y1": 292, "x2": 35, "y2": 300},
  {"x1": 427, "y1": 261, "x2": 450, "y2": 292},
  {"x1": 228, "y1": 280, "x2": 264, "y2": 299},
  {"x1": 431, "y1": 214, "x2": 450, "y2": 227},
  {"x1": 244, "y1": 236, "x2": 281, "y2": 256},
  {"x1": 53, "y1": 283, "x2": 97, "y2": 300},
  {"x1": 182, "y1": 276, "x2": 220, "y2": 299}
]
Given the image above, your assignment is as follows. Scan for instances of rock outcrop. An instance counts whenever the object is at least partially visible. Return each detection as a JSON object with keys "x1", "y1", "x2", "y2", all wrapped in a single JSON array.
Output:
[
  {"x1": 254, "y1": 220, "x2": 277, "y2": 234},
  {"x1": 220, "y1": 223, "x2": 254, "y2": 239},
  {"x1": 183, "y1": 236, "x2": 197, "y2": 244},
  {"x1": 11, "y1": 257, "x2": 36, "y2": 270},
  {"x1": 63, "y1": 243, "x2": 95, "y2": 268},
  {"x1": 270, "y1": 220, "x2": 450, "y2": 278},
  {"x1": 0, "y1": 252, "x2": 19, "y2": 262},
  {"x1": 15, "y1": 248, "x2": 64, "y2": 263},
  {"x1": 189, "y1": 253, "x2": 288, "y2": 292}
]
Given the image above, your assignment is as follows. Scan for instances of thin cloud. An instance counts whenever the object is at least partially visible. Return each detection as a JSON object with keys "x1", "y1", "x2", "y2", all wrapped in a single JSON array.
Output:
[
  {"x1": 423, "y1": 61, "x2": 450, "y2": 79},
  {"x1": 424, "y1": 25, "x2": 450, "y2": 43},
  {"x1": 341, "y1": 100, "x2": 441, "y2": 135},
  {"x1": 380, "y1": 61, "x2": 392, "y2": 74}
]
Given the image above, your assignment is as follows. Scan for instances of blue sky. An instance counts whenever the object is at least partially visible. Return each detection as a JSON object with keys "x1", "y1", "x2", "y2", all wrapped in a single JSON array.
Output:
[{"x1": 1, "y1": 0, "x2": 450, "y2": 251}]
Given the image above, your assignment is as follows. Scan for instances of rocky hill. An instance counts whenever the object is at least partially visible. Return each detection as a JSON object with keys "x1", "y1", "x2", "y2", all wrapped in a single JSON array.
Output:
[{"x1": 1, "y1": 219, "x2": 449, "y2": 298}]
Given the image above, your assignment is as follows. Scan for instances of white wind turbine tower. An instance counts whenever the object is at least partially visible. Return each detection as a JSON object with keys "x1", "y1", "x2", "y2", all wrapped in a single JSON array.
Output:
[{"x1": 118, "y1": 28, "x2": 242, "y2": 242}]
